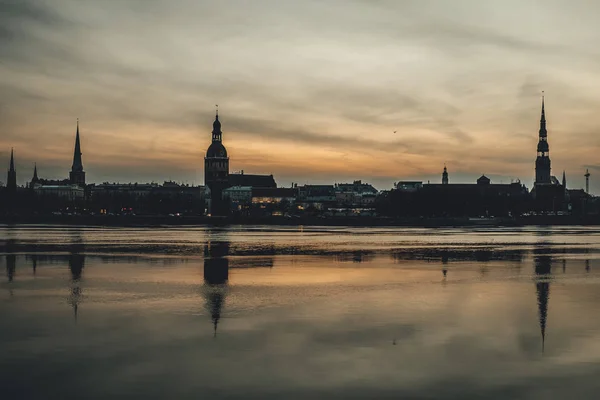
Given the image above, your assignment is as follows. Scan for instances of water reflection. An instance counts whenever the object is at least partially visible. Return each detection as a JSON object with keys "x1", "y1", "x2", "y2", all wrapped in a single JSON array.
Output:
[
  {"x1": 203, "y1": 236, "x2": 229, "y2": 337},
  {"x1": 68, "y1": 230, "x2": 85, "y2": 320},
  {"x1": 335, "y1": 250, "x2": 375, "y2": 263},
  {"x1": 586, "y1": 259, "x2": 591, "y2": 273},
  {"x1": 392, "y1": 248, "x2": 525, "y2": 263},
  {"x1": 534, "y1": 254, "x2": 551, "y2": 353},
  {"x1": 6, "y1": 254, "x2": 15, "y2": 282}
]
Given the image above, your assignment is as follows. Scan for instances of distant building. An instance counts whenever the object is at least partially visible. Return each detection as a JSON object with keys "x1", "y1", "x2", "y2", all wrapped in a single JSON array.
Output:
[
  {"x1": 385, "y1": 174, "x2": 530, "y2": 217},
  {"x1": 530, "y1": 96, "x2": 567, "y2": 212},
  {"x1": 34, "y1": 184, "x2": 85, "y2": 200},
  {"x1": 229, "y1": 171, "x2": 276, "y2": 188},
  {"x1": 535, "y1": 96, "x2": 551, "y2": 186},
  {"x1": 223, "y1": 186, "x2": 252, "y2": 205},
  {"x1": 296, "y1": 184, "x2": 336, "y2": 210},
  {"x1": 7, "y1": 148, "x2": 16, "y2": 193},
  {"x1": 334, "y1": 180, "x2": 378, "y2": 206},
  {"x1": 442, "y1": 165, "x2": 449, "y2": 185},
  {"x1": 69, "y1": 120, "x2": 86, "y2": 186},
  {"x1": 89, "y1": 181, "x2": 204, "y2": 214},
  {"x1": 204, "y1": 111, "x2": 229, "y2": 216},
  {"x1": 251, "y1": 187, "x2": 297, "y2": 204},
  {"x1": 395, "y1": 181, "x2": 423, "y2": 192}
]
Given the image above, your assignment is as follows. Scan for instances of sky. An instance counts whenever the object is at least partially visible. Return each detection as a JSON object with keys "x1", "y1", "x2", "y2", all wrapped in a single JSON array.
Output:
[{"x1": 1, "y1": 0, "x2": 600, "y2": 191}]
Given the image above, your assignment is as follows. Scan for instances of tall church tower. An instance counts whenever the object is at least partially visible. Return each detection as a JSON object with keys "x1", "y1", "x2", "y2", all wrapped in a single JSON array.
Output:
[
  {"x1": 535, "y1": 96, "x2": 551, "y2": 186},
  {"x1": 442, "y1": 165, "x2": 449, "y2": 185},
  {"x1": 7, "y1": 148, "x2": 16, "y2": 192},
  {"x1": 204, "y1": 110, "x2": 230, "y2": 216},
  {"x1": 69, "y1": 120, "x2": 86, "y2": 186}
]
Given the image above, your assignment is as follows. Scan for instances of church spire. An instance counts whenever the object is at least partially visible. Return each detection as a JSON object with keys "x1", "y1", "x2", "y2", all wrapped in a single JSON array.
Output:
[
  {"x1": 69, "y1": 119, "x2": 86, "y2": 186},
  {"x1": 32, "y1": 162, "x2": 39, "y2": 185},
  {"x1": 7, "y1": 148, "x2": 17, "y2": 191},
  {"x1": 442, "y1": 164, "x2": 449, "y2": 185},
  {"x1": 71, "y1": 119, "x2": 83, "y2": 172},
  {"x1": 562, "y1": 170, "x2": 566, "y2": 188},
  {"x1": 535, "y1": 93, "x2": 551, "y2": 186},
  {"x1": 539, "y1": 93, "x2": 547, "y2": 138},
  {"x1": 9, "y1": 148, "x2": 15, "y2": 172}
]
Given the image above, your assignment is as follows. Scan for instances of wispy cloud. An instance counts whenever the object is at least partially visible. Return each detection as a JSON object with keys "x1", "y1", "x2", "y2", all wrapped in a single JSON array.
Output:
[{"x1": 1, "y1": 0, "x2": 600, "y2": 190}]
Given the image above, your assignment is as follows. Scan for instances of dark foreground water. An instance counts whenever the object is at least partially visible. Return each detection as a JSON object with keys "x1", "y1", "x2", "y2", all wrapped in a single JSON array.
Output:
[{"x1": 2, "y1": 225, "x2": 600, "y2": 399}]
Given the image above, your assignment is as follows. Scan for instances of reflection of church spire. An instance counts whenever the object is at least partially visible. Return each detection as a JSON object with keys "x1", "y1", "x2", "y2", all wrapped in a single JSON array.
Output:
[
  {"x1": 32, "y1": 254, "x2": 38, "y2": 275},
  {"x1": 534, "y1": 255, "x2": 551, "y2": 353},
  {"x1": 6, "y1": 254, "x2": 16, "y2": 282},
  {"x1": 203, "y1": 239, "x2": 229, "y2": 337},
  {"x1": 68, "y1": 242, "x2": 85, "y2": 321}
]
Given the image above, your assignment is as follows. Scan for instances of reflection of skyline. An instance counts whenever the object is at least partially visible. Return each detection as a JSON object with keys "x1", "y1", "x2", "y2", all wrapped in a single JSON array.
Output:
[
  {"x1": 6, "y1": 254, "x2": 16, "y2": 282},
  {"x1": 203, "y1": 236, "x2": 230, "y2": 337},
  {"x1": 68, "y1": 230, "x2": 85, "y2": 321},
  {"x1": 534, "y1": 253, "x2": 551, "y2": 353}
]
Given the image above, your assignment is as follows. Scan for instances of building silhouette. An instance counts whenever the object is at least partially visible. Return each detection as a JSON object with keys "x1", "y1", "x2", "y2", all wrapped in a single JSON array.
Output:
[
  {"x1": 204, "y1": 110, "x2": 230, "y2": 216},
  {"x1": 31, "y1": 163, "x2": 39, "y2": 186},
  {"x1": 7, "y1": 148, "x2": 16, "y2": 193},
  {"x1": 69, "y1": 120, "x2": 85, "y2": 186},
  {"x1": 442, "y1": 165, "x2": 448, "y2": 185},
  {"x1": 535, "y1": 96, "x2": 551, "y2": 186}
]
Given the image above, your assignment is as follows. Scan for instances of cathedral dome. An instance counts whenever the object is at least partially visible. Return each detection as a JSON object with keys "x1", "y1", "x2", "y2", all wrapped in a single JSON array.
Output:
[{"x1": 206, "y1": 141, "x2": 227, "y2": 158}]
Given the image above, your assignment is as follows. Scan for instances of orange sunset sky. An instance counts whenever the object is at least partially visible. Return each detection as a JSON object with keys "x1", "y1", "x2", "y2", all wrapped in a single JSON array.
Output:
[{"x1": 1, "y1": 0, "x2": 600, "y2": 191}]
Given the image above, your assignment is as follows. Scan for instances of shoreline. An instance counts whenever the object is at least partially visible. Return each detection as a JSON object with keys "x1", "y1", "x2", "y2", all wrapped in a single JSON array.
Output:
[{"x1": 1, "y1": 215, "x2": 600, "y2": 227}]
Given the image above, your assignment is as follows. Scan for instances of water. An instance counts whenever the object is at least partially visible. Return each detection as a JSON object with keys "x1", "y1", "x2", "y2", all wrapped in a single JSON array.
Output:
[{"x1": 2, "y1": 225, "x2": 600, "y2": 399}]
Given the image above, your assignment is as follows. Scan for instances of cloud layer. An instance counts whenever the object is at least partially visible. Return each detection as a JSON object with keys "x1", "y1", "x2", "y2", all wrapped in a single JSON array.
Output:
[{"x1": 1, "y1": 0, "x2": 600, "y2": 190}]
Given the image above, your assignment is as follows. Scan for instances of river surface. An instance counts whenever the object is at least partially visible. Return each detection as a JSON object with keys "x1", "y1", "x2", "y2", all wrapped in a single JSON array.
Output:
[{"x1": 2, "y1": 225, "x2": 600, "y2": 399}]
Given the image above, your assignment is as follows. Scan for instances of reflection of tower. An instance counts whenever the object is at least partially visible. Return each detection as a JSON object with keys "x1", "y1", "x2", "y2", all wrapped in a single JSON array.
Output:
[
  {"x1": 441, "y1": 251, "x2": 448, "y2": 280},
  {"x1": 534, "y1": 255, "x2": 551, "y2": 353},
  {"x1": 69, "y1": 120, "x2": 86, "y2": 186},
  {"x1": 534, "y1": 95, "x2": 551, "y2": 186},
  {"x1": 32, "y1": 254, "x2": 38, "y2": 275},
  {"x1": 203, "y1": 239, "x2": 230, "y2": 336},
  {"x1": 442, "y1": 165, "x2": 449, "y2": 185},
  {"x1": 6, "y1": 254, "x2": 16, "y2": 282},
  {"x1": 204, "y1": 109, "x2": 230, "y2": 216},
  {"x1": 586, "y1": 259, "x2": 590, "y2": 273},
  {"x1": 68, "y1": 233, "x2": 85, "y2": 320},
  {"x1": 585, "y1": 169, "x2": 590, "y2": 194}
]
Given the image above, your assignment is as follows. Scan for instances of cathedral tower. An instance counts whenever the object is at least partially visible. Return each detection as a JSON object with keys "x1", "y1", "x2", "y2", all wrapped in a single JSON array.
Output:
[
  {"x1": 7, "y1": 148, "x2": 16, "y2": 192},
  {"x1": 204, "y1": 110, "x2": 230, "y2": 216},
  {"x1": 535, "y1": 96, "x2": 551, "y2": 186},
  {"x1": 442, "y1": 165, "x2": 449, "y2": 185},
  {"x1": 69, "y1": 120, "x2": 86, "y2": 186}
]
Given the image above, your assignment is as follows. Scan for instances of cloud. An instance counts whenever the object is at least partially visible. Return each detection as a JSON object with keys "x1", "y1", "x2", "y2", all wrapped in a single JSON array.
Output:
[{"x1": 1, "y1": 0, "x2": 600, "y2": 190}]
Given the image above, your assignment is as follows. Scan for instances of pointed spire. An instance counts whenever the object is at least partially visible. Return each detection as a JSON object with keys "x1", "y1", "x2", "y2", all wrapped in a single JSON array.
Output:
[
  {"x1": 541, "y1": 91, "x2": 545, "y2": 121},
  {"x1": 33, "y1": 163, "x2": 38, "y2": 181},
  {"x1": 9, "y1": 148, "x2": 14, "y2": 172},
  {"x1": 71, "y1": 119, "x2": 83, "y2": 173},
  {"x1": 539, "y1": 92, "x2": 547, "y2": 138},
  {"x1": 562, "y1": 170, "x2": 566, "y2": 188}
]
